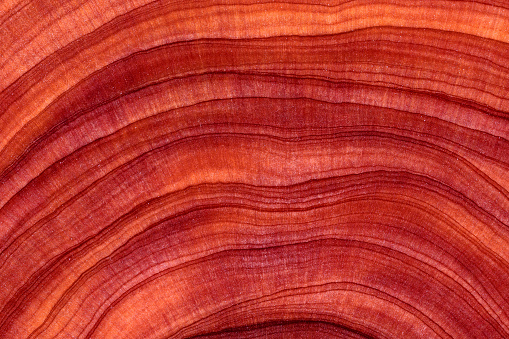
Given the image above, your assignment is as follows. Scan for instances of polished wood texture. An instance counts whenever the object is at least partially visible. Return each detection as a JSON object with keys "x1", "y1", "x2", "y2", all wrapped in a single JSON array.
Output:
[{"x1": 1, "y1": 1, "x2": 508, "y2": 338}]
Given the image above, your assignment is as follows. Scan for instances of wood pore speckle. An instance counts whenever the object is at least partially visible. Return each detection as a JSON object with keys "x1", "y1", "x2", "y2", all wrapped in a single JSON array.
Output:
[{"x1": 1, "y1": 1, "x2": 508, "y2": 338}]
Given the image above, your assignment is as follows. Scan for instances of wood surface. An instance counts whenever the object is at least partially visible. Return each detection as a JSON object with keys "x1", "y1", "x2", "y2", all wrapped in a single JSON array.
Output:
[{"x1": 1, "y1": 0, "x2": 509, "y2": 338}]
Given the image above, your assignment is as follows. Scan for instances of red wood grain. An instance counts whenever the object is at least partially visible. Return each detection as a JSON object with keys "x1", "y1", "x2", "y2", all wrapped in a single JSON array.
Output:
[{"x1": 1, "y1": 1, "x2": 508, "y2": 338}]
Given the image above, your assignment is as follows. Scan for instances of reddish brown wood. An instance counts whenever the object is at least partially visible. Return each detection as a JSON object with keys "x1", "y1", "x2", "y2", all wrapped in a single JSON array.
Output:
[{"x1": 1, "y1": 1, "x2": 508, "y2": 338}]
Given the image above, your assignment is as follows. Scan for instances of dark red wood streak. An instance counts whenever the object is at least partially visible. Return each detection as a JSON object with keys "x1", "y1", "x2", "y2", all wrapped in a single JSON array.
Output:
[{"x1": 1, "y1": 1, "x2": 508, "y2": 338}]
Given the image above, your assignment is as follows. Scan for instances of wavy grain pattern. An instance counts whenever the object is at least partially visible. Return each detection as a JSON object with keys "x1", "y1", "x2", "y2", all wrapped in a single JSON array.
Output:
[{"x1": 1, "y1": 1, "x2": 508, "y2": 338}]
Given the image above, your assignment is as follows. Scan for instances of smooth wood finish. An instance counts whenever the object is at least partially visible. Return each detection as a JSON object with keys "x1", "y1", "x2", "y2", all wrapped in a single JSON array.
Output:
[{"x1": 1, "y1": 1, "x2": 508, "y2": 338}]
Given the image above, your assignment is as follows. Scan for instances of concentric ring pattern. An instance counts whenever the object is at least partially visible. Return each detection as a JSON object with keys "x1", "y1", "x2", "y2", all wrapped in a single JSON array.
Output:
[{"x1": 1, "y1": 1, "x2": 509, "y2": 338}]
